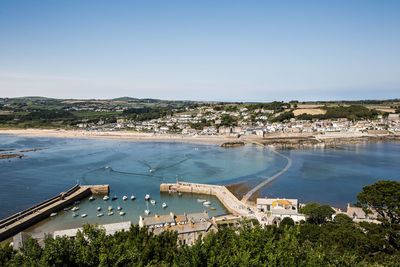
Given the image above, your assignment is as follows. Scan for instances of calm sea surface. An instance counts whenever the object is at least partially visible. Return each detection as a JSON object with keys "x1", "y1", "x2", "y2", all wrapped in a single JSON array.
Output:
[{"x1": 1, "y1": 135, "x2": 399, "y2": 234}]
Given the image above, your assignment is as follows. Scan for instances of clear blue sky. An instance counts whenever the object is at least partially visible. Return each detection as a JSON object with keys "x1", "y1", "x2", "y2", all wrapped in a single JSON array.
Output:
[{"x1": 0, "y1": 0, "x2": 399, "y2": 101}]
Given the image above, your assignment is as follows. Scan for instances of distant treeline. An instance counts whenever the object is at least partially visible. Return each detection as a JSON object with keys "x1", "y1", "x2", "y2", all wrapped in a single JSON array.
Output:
[
  {"x1": 123, "y1": 108, "x2": 173, "y2": 121},
  {"x1": 296, "y1": 105, "x2": 379, "y2": 121}
]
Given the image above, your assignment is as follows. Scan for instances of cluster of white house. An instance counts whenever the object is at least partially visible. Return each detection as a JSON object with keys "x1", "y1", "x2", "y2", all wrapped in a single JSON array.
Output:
[
  {"x1": 77, "y1": 108, "x2": 400, "y2": 136},
  {"x1": 255, "y1": 197, "x2": 380, "y2": 226}
]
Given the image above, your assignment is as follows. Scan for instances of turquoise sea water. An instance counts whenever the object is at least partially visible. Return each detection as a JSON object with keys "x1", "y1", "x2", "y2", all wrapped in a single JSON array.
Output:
[{"x1": 1, "y1": 135, "x2": 399, "y2": 234}]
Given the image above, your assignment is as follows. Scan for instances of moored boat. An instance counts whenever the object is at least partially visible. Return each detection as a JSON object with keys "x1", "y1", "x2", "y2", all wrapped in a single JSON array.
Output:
[
  {"x1": 74, "y1": 200, "x2": 80, "y2": 205},
  {"x1": 89, "y1": 196, "x2": 95, "y2": 201},
  {"x1": 97, "y1": 207, "x2": 101, "y2": 211},
  {"x1": 97, "y1": 213, "x2": 104, "y2": 217},
  {"x1": 145, "y1": 209, "x2": 150, "y2": 215},
  {"x1": 117, "y1": 206, "x2": 122, "y2": 211},
  {"x1": 81, "y1": 214, "x2": 87, "y2": 218},
  {"x1": 108, "y1": 206, "x2": 113, "y2": 211},
  {"x1": 150, "y1": 199, "x2": 156, "y2": 205},
  {"x1": 72, "y1": 213, "x2": 79, "y2": 217},
  {"x1": 145, "y1": 194, "x2": 150, "y2": 201},
  {"x1": 63, "y1": 207, "x2": 71, "y2": 211},
  {"x1": 108, "y1": 211, "x2": 114, "y2": 216},
  {"x1": 50, "y1": 212, "x2": 57, "y2": 217},
  {"x1": 71, "y1": 207, "x2": 79, "y2": 211},
  {"x1": 122, "y1": 195, "x2": 128, "y2": 201},
  {"x1": 103, "y1": 196, "x2": 110, "y2": 201},
  {"x1": 197, "y1": 199, "x2": 206, "y2": 203},
  {"x1": 112, "y1": 196, "x2": 118, "y2": 201},
  {"x1": 119, "y1": 211, "x2": 125, "y2": 216},
  {"x1": 203, "y1": 201, "x2": 211, "y2": 206},
  {"x1": 210, "y1": 207, "x2": 216, "y2": 210},
  {"x1": 162, "y1": 202, "x2": 167, "y2": 209},
  {"x1": 131, "y1": 195, "x2": 136, "y2": 200}
]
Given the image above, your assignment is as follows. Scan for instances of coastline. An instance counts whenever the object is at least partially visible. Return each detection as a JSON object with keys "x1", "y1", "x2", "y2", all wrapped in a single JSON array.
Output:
[
  {"x1": 0, "y1": 128, "x2": 399, "y2": 147},
  {"x1": 0, "y1": 129, "x2": 235, "y2": 145}
]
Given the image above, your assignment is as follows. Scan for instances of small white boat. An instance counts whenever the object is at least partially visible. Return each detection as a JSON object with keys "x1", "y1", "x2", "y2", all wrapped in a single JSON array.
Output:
[
  {"x1": 197, "y1": 199, "x2": 206, "y2": 203},
  {"x1": 97, "y1": 207, "x2": 101, "y2": 211},
  {"x1": 178, "y1": 192, "x2": 182, "y2": 196},
  {"x1": 145, "y1": 194, "x2": 150, "y2": 201},
  {"x1": 117, "y1": 206, "x2": 122, "y2": 211},
  {"x1": 89, "y1": 196, "x2": 95, "y2": 201},
  {"x1": 103, "y1": 196, "x2": 110, "y2": 201},
  {"x1": 131, "y1": 195, "x2": 136, "y2": 200},
  {"x1": 108, "y1": 212, "x2": 114, "y2": 216},
  {"x1": 122, "y1": 195, "x2": 128, "y2": 201},
  {"x1": 162, "y1": 202, "x2": 167, "y2": 209},
  {"x1": 81, "y1": 214, "x2": 87, "y2": 218},
  {"x1": 63, "y1": 207, "x2": 71, "y2": 211},
  {"x1": 71, "y1": 207, "x2": 79, "y2": 211},
  {"x1": 203, "y1": 201, "x2": 211, "y2": 206},
  {"x1": 119, "y1": 211, "x2": 125, "y2": 216},
  {"x1": 108, "y1": 206, "x2": 113, "y2": 211},
  {"x1": 150, "y1": 200, "x2": 156, "y2": 205},
  {"x1": 72, "y1": 213, "x2": 79, "y2": 217},
  {"x1": 145, "y1": 209, "x2": 150, "y2": 215},
  {"x1": 149, "y1": 168, "x2": 156, "y2": 173},
  {"x1": 50, "y1": 212, "x2": 57, "y2": 217},
  {"x1": 105, "y1": 166, "x2": 110, "y2": 169},
  {"x1": 97, "y1": 213, "x2": 104, "y2": 217}
]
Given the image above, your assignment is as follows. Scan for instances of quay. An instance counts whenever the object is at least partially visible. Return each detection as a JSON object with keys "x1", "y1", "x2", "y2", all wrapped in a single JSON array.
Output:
[
  {"x1": 0, "y1": 184, "x2": 109, "y2": 242},
  {"x1": 160, "y1": 182, "x2": 251, "y2": 216}
]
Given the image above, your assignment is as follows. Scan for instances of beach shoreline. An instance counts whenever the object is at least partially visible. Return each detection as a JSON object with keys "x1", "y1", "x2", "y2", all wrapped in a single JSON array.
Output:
[{"x1": 0, "y1": 128, "x2": 399, "y2": 147}]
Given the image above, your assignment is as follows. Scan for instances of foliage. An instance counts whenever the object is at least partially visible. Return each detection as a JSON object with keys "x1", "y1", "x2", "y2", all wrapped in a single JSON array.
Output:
[
  {"x1": 356, "y1": 180, "x2": 400, "y2": 250},
  {"x1": 296, "y1": 105, "x2": 379, "y2": 121},
  {"x1": 270, "y1": 111, "x2": 294, "y2": 122},
  {"x1": 280, "y1": 217, "x2": 295, "y2": 228},
  {"x1": 300, "y1": 202, "x2": 335, "y2": 225},
  {"x1": 220, "y1": 114, "x2": 238, "y2": 126}
]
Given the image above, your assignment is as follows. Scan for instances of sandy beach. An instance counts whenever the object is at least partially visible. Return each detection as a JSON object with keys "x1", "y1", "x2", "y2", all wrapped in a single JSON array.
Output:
[{"x1": 0, "y1": 129, "x2": 237, "y2": 145}]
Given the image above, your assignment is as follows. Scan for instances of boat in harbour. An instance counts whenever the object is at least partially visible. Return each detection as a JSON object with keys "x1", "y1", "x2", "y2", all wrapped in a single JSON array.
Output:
[
  {"x1": 119, "y1": 211, "x2": 126, "y2": 216},
  {"x1": 97, "y1": 213, "x2": 104, "y2": 217},
  {"x1": 145, "y1": 194, "x2": 150, "y2": 201},
  {"x1": 210, "y1": 207, "x2": 216, "y2": 210},
  {"x1": 203, "y1": 201, "x2": 211, "y2": 206},
  {"x1": 81, "y1": 214, "x2": 87, "y2": 218},
  {"x1": 145, "y1": 202, "x2": 150, "y2": 215},
  {"x1": 50, "y1": 212, "x2": 57, "y2": 217},
  {"x1": 197, "y1": 199, "x2": 206, "y2": 203},
  {"x1": 71, "y1": 207, "x2": 79, "y2": 211},
  {"x1": 97, "y1": 207, "x2": 101, "y2": 211},
  {"x1": 63, "y1": 207, "x2": 71, "y2": 211},
  {"x1": 131, "y1": 195, "x2": 136, "y2": 200},
  {"x1": 150, "y1": 199, "x2": 156, "y2": 205},
  {"x1": 122, "y1": 195, "x2": 128, "y2": 201},
  {"x1": 89, "y1": 196, "x2": 95, "y2": 201},
  {"x1": 72, "y1": 213, "x2": 79, "y2": 217},
  {"x1": 117, "y1": 206, "x2": 122, "y2": 211},
  {"x1": 108, "y1": 206, "x2": 113, "y2": 211},
  {"x1": 112, "y1": 196, "x2": 118, "y2": 201},
  {"x1": 162, "y1": 202, "x2": 167, "y2": 209},
  {"x1": 103, "y1": 196, "x2": 110, "y2": 201},
  {"x1": 108, "y1": 211, "x2": 113, "y2": 216}
]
